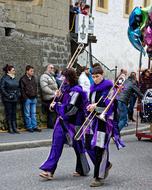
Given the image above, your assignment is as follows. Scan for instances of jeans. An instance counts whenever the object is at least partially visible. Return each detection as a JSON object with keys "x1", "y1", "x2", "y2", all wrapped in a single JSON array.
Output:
[
  {"x1": 128, "y1": 95, "x2": 137, "y2": 119},
  {"x1": 118, "y1": 101, "x2": 128, "y2": 131},
  {"x1": 23, "y1": 98, "x2": 37, "y2": 129}
]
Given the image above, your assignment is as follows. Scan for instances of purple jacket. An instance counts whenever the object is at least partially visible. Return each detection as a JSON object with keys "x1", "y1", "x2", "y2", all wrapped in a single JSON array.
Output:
[{"x1": 54, "y1": 84, "x2": 88, "y2": 126}]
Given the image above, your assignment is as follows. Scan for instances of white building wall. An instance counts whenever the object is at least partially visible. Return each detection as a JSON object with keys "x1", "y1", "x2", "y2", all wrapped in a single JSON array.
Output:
[{"x1": 90, "y1": 0, "x2": 149, "y2": 72}]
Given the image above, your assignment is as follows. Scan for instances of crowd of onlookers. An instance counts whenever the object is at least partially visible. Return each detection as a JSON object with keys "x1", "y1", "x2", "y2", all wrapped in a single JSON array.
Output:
[
  {"x1": 69, "y1": 0, "x2": 95, "y2": 34},
  {"x1": 0, "y1": 62, "x2": 152, "y2": 134},
  {"x1": 0, "y1": 64, "x2": 63, "y2": 134},
  {"x1": 70, "y1": 0, "x2": 90, "y2": 16},
  {"x1": 116, "y1": 68, "x2": 152, "y2": 130}
]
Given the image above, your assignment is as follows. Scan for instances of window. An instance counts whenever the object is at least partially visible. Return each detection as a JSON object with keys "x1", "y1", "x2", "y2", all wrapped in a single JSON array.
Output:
[
  {"x1": 124, "y1": 0, "x2": 133, "y2": 17},
  {"x1": 5, "y1": 28, "x2": 12, "y2": 37},
  {"x1": 143, "y1": 0, "x2": 151, "y2": 7},
  {"x1": 96, "y1": 0, "x2": 108, "y2": 13}
]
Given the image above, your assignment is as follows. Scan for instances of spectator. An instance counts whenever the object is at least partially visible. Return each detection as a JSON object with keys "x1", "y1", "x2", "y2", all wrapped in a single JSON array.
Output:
[
  {"x1": 78, "y1": 66, "x2": 91, "y2": 98},
  {"x1": 40, "y1": 64, "x2": 58, "y2": 129},
  {"x1": 73, "y1": 2, "x2": 81, "y2": 14},
  {"x1": 75, "y1": 63, "x2": 84, "y2": 77},
  {"x1": 20, "y1": 65, "x2": 41, "y2": 132},
  {"x1": 128, "y1": 72, "x2": 138, "y2": 122},
  {"x1": 54, "y1": 67, "x2": 63, "y2": 87},
  {"x1": 80, "y1": 1, "x2": 85, "y2": 12},
  {"x1": 117, "y1": 73, "x2": 143, "y2": 131},
  {"x1": 140, "y1": 69, "x2": 152, "y2": 94},
  {"x1": 0, "y1": 64, "x2": 20, "y2": 133},
  {"x1": 115, "y1": 69, "x2": 127, "y2": 82},
  {"x1": 70, "y1": 4, "x2": 74, "y2": 13},
  {"x1": 81, "y1": 4, "x2": 90, "y2": 15}
]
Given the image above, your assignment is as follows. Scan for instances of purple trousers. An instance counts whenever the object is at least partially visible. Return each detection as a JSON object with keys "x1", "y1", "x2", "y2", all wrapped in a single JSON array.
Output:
[{"x1": 40, "y1": 118, "x2": 89, "y2": 175}]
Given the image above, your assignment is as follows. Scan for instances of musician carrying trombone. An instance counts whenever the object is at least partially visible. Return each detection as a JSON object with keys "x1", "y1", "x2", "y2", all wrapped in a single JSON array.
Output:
[
  {"x1": 84, "y1": 65, "x2": 124, "y2": 187},
  {"x1": 39, "y1": 68, "x2": 90, "y2": 180}
]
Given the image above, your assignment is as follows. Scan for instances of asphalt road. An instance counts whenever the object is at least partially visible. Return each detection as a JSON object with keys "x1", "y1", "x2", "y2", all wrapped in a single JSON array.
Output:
[{"x1": 0, "y1": 135, "x2": 152, "y2": 190}]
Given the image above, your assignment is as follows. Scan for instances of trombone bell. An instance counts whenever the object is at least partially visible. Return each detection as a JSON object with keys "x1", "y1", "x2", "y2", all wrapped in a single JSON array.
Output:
[{"x1": 96, "y1": 112, "x2": 106, "y2": 121}]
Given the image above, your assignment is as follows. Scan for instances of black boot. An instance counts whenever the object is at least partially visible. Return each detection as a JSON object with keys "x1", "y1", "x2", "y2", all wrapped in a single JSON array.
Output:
[
  {"x1": 128, "y1": 111, "x2": 132, "y2": 121},
  {"x1": 7, "y1": 121, "x2": 14, "y2": 134},
  {"x1": 12, "y1": 121, "x2": 20, "y2": 134}
]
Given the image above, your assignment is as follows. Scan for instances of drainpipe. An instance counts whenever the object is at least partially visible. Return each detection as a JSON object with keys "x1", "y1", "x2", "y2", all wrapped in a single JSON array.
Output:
[
  {"x1": 115, "y1": 66, "x2": 118, "y2": 81},
  {"x1": 90, "y1": 0, "x2": 93, "y2": 13},
  {"x1": 89, "y1": 0, "x2": 93, "y2": 67}
]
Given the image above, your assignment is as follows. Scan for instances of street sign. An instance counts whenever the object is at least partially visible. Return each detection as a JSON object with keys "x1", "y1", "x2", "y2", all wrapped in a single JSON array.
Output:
[{"x1": 75, "y1": 14, "x2": 89, "y2": 44}]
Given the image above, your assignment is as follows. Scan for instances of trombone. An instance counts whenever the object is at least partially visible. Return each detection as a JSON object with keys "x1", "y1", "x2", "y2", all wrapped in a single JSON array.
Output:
[
  {"x1": 97, "y1": 74, "x2": 126, "y2": 121},
  {"x1": 74, "y1": 95, "x2": 103, "y2": 141},
  {"x1": 74, "y1": 74, "x2": 126, "y2": 141},
  {"x1": 50, "y1": 43, "x2": 84, "y2": 108}
]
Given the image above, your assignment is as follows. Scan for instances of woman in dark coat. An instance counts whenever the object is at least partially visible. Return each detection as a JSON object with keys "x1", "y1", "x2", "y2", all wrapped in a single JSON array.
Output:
[{"x1": 0, "y1": 64, "x2": 20, "y2": 133}]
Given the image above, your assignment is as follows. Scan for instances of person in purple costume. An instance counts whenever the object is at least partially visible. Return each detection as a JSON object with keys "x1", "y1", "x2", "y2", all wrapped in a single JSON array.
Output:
[
  {"x1": 39, "y1": 68, "x2": 90, "y2": 180},
  {"x1": 85, "y1": 66, "x2": 125, "y2": 187}
]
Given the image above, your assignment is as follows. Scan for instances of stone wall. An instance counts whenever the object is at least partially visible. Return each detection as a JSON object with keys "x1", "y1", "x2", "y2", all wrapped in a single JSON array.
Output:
[
  {"x1": 0, "y1": 0, "x2": 70, "y2": 130},
  {"x1": 0, "y1": 0, "x2": 69, "y2": 37},
  {"x1": 0, "y1": 33, "x2": 70, "y2": 77}
]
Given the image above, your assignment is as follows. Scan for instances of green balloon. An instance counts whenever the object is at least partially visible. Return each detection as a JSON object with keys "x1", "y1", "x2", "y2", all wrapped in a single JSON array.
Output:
[{"x1": 140, "y1": 8, "x2": 149, "y2": 30}]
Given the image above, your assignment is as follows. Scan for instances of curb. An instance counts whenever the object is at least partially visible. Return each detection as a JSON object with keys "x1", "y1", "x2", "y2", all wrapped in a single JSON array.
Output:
[
  {"x1": 121, "y1": 126, "x2": 149, "y2": 136},
  {"x1": 0, "y1": 139, "x2": 52, "y2": 152},
  {"x1": 0, "y1": 126, "x2": 150, "y2": 152}
]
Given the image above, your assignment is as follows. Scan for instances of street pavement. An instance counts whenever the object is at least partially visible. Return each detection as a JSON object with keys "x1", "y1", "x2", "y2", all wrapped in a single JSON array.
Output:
[
  {"x1": 0, "y1": 135, "x2": 151, "y2": 190},
  {"x1": 0, "y1": 121, "x2": 150, "y2": 151}
]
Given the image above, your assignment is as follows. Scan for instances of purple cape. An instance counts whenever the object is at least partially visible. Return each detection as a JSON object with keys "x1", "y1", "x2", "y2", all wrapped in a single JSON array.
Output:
[{"x1": 90, "y1": 79, "x2": 113, "y2": 93}]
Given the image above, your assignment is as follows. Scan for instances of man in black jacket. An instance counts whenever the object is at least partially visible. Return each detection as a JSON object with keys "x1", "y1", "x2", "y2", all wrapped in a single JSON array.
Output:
[
  {"x1": 117, "y1": 74, "x2": 143, "y2": 131},
  {"x1": 20, "y1": 65, "x2": 41, "y2": 132}
]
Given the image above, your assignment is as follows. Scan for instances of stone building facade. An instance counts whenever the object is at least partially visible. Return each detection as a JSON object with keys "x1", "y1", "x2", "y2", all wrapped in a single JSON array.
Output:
[
  {"x1": 0, "y1": 0, "x2": 70, "y2": 129},
  {"x1": 0, "y1": 0, "x2": 69, "y2": 76}
]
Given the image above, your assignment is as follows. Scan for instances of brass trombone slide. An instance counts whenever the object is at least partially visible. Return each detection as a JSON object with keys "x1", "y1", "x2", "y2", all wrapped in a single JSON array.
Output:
[
  {"x1": 67, "y1": 43, "x2": 84, "y2": 69},
  {"x1": 50, "y1": 43, "x2": 84, "y2": 107},
  {"x1": 74, "y1": 95, "x2": 104, "y2": 141},
  {"x1": 97, "y1": 74, "x2": 126, "y2": 121},
  {"x1": 74, "y1": 74, "x2": 126, "y2": 141}
]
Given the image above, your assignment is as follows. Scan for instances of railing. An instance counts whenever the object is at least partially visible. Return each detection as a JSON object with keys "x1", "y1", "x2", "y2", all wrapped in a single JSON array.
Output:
[
  {"x1": 85, "y1": 49, "x2": 117, "y2": 80},
  {"x1": 70, "y1": 38, "x2": 117, "y2": 80}
]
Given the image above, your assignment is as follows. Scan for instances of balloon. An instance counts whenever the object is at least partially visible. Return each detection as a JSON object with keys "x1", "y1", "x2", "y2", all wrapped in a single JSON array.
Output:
[
  {"x1": 128, "y1": 5, "x2": 152, "y2": 56},
  {"x1": 129, "y1": 7, "x2": 142, "y2": 28},
  {"x1": 128, "y1": 27, "x2": 146, "y2": 55},
  {"x1": 144, "y1": 26, "x2": 152, "y2": 46},
  {"x1": 140, "y1": 8, "x2": 148, "y2": 30}
]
